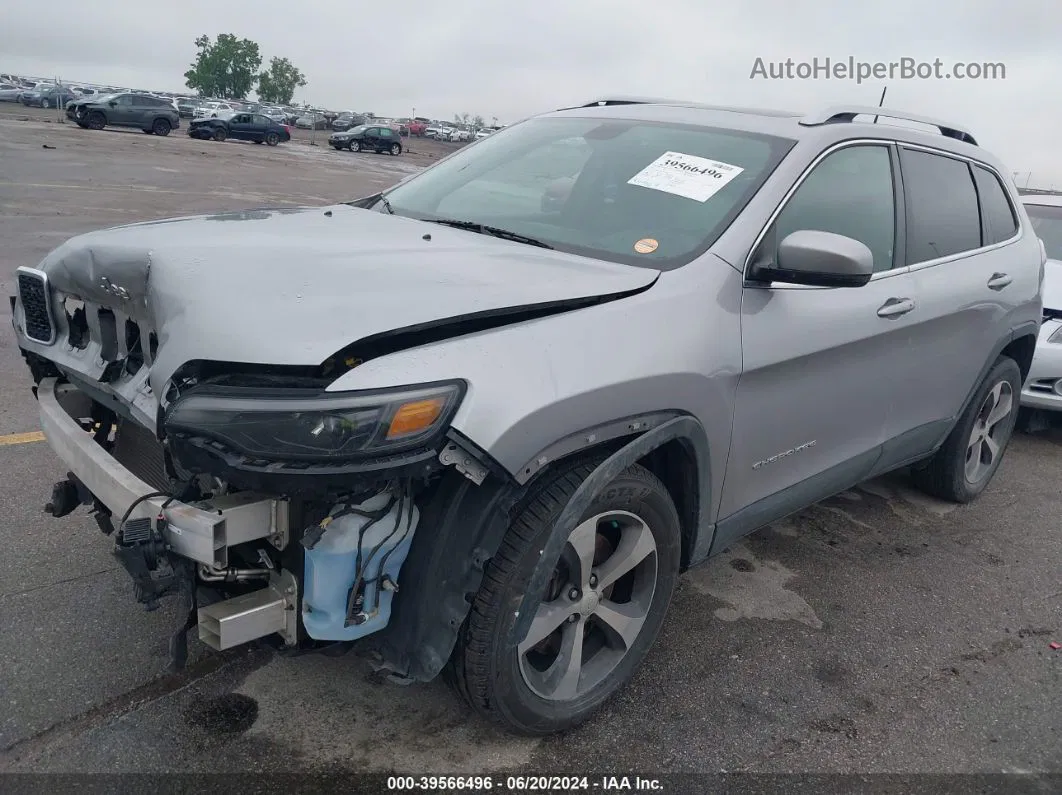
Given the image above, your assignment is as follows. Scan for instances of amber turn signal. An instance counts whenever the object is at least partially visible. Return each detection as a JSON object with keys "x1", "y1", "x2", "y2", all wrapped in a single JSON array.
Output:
[{"x1": 386, "y1": 397, "x2": 445, "y2": 439}]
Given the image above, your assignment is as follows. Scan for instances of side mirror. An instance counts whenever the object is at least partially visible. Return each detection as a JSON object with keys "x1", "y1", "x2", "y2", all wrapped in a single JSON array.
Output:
[{"x1": 752, "y1": 229, "x2": 874, "y2": 288}]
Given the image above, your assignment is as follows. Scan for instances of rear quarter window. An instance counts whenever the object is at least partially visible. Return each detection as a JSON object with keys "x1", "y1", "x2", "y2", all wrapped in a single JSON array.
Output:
[{"x1": 972, "y1": 165, "x2": 1018, "y2": 244}]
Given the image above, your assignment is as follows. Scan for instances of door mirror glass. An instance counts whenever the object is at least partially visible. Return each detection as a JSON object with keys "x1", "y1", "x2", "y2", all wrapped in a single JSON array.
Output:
[{"x1": 766, "y1": 230, "x2": 874, "y2": 287}]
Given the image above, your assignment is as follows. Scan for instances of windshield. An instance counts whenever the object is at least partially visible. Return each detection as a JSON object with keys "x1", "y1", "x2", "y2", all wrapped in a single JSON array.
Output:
[
  {"x1": 382, "y1": 116, "x2": 793, "y2": 269},
  {"x1": 348, "y1": 125, "x2": 368, "y2": 134},
  {"x1": 1025, "y1": 202, "x2": 1062, "y2": 261}
]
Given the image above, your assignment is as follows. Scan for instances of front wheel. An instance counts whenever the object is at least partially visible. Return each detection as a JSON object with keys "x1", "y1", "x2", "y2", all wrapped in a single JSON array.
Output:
[
  {"x1": 212, "y1": 128, "x2": 227, "y2": 142},
  {"x1": 86, "y1": 111, "x2": 106, "y2": 131},
  {"x1": 447, "y1": 461, "x2": 681, "y2": 735},
  {"x1": 350, "y1": 140, "x2": 361, "y2": 152},
  {"x1": 911, "y1": 355, "x2": 1022, "y2": 502}
]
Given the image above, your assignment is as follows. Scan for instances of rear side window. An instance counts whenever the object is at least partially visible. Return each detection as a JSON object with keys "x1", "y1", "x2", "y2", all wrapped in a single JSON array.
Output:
[
  {"x1": 771, "y1": 144, "x2": 896, "y2": 272},
  {"x1": 973, "y1": 166, "x2": 1018, "y2": 244},
  {"x1": 900, "y1": 148, "x2": 981, "y2": 264}
]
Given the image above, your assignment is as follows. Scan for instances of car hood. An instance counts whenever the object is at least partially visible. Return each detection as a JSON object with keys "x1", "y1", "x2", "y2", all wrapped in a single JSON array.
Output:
[
  {"x1": 1045, "y1": 258, "x2": 1062, "y2": 311},
  {"x1": 34, "y1": 204, "x2": 659, "y2": 390}
]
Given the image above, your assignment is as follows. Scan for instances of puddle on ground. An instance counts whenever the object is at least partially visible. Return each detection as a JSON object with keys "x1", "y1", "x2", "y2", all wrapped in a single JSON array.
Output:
[
  {"x1": 183, "y1": 693, "x2": 260, "y2": 734},
  {"x1": 686, "y1": 543, "x2": 823, "y2": 629}
]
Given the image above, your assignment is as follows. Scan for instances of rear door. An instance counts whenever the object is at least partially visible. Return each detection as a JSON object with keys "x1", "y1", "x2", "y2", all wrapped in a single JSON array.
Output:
[
  {"x1": 880, "y1": 147, "x2": 1024, "y2": 455},
  {"x1": 721, "y1": 142, "x2": 916, "y2": 525}
]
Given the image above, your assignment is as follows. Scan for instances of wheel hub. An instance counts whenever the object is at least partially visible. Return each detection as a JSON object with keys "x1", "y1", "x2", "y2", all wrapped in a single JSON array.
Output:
[{"x1": 578, "y1": 590, "x2": 600, "y2": 618}]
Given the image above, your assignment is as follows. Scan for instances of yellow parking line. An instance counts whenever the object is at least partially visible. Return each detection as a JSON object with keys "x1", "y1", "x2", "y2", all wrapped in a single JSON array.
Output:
[{"x1": 0, "y1": 431, "x2": 45, "y2": 446}]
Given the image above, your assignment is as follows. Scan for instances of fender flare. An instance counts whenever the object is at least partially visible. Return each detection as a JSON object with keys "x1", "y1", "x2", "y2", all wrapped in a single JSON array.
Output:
[{"x1": 508, "y1": 414, "x2": 712, "y2": 645}]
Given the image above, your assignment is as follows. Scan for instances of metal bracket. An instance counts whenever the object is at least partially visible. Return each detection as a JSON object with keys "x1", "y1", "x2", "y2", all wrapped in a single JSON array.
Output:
[
  {"x1": 438, "y1": 440, "x2": 488, "y2": 485},
  {"x1": 274, "y1": 568, "x2": 299, "y2": 647},
  {"x1": 268, "y1": 499, "x2": 290, "y2": 550}
]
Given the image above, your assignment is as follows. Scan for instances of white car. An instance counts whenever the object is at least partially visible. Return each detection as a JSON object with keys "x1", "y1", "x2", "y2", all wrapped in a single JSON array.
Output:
[
  {"x1": 474, "y1": 129, "x2": 491, "y2": 139},
  {"x1": 193, "y1": 101, "x2": 235, "y2": 119},
  {"x1": 1021, "y1": 194, "x2": 1062, "y2": 413}
]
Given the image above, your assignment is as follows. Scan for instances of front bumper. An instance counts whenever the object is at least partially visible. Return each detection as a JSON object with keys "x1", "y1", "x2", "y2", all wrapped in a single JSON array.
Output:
[
  {"x1": 37, "y1": 377, "x2": 289, "y2": 568},
  {"x1": 1021, "y1": 320, "x2": 1062, "y2": 412}
]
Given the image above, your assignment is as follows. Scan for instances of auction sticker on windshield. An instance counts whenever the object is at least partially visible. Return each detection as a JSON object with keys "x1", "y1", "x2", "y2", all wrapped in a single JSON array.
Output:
[{"x1": 628, "y1": 152, "x2": 744, "y2": 202}]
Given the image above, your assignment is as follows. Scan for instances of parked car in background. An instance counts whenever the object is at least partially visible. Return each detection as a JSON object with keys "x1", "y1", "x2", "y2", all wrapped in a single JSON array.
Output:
[
  {"x1": 405, "y1": 120, "x2": 427, "y2": 136},
  {"x1": 67, "y1": 92, "x2": 181, "y2": 135},
  {"x1": 176, "y1": 99, "x2": 199, "y2": 118},
  {"x1": 189, "y1": 112, "x2": 291, "y2": 145},
  {"x1": 193, "y1": 101, "x2": 235, "y2": 120},
  {"x1": 328, "y1": 123, "x2": 403, "y2": 154},
  {"x1": 22, "y1": 85, "x2": 77, "y2": 108},
  {"x1": 474, "y1": 129, "x2": 492, "y2": 139},
  {"x1": 261, "y1": 107, "x2": 288, "y2": 124},
  {"x1": 332, "y1": 112, "x2": 360, "y2": 132},
  {"x1": 0, "y1": 83, "x2": 21, "y2": 102},
  {"x1": 424, "y1": 125, "x2": 442, "y2": 139},
  {"x1": 296, "y1": 113, "x2": 329, "y2": 130},
  {"x1": 1020, "y1": 194, "x2": 1062, "y2": 414}
]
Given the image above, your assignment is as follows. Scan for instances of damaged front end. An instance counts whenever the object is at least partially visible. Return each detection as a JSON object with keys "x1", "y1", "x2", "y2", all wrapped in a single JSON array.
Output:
[{"x1": 9, "y1": 206, "x2": 656, "y2": 681}]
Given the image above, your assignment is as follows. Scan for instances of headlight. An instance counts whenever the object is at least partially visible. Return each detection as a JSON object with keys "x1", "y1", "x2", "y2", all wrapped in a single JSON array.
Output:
[{"x1": 165, "y1": 381, "x2": 464, "y2": 461}]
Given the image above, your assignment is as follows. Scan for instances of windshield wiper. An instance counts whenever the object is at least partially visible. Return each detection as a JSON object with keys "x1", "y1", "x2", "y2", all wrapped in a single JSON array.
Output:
[
  {"x1": 377, "y1": 194, "x2": 394, "y2": 214},
  {"x1": 426, "y1": 218, "x2": 553, "y2": 249}
]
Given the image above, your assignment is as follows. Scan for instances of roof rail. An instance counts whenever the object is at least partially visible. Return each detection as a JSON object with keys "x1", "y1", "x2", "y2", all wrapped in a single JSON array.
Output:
[
  {"x1": 799, "y1": 106, "x2": 978, "y2": 146},
  {"x1": 565, "y1": 96, "x2": 801, "y2": 117}
]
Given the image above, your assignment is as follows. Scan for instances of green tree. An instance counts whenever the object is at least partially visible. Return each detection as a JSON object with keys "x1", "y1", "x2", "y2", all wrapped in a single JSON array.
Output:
[
  {"x1": 257, "y1": 57, "x2": 307, "y2": 105},
  {"x1": 471, "y1": 114, "x2": 485, "y2": 131},
  {"x1": 184, "y1": 34, "x2": 262, "y2": 99}
]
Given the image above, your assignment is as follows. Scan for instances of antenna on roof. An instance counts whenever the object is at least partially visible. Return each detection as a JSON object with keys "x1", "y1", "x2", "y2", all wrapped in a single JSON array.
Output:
[{"x1": 873, "y1": 87, "x2": 887, "y2": 124}]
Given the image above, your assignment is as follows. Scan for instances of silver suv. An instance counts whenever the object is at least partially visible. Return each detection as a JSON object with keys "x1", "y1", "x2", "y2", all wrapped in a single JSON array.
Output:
[{"x1": 11, "y1": 97, "x2": 1044, "y2": 735}]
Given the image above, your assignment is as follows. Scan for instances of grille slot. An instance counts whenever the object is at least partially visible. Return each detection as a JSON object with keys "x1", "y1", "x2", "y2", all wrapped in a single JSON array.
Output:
[{"x1": 17, "y1": 268, "x2": 55, "y2": 344}]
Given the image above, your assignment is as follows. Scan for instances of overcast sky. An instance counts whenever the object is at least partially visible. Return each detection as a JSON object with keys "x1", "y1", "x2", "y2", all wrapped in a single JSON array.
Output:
[{"x1": 4, "y1": 0, "x2": 1060, "y2": 185}]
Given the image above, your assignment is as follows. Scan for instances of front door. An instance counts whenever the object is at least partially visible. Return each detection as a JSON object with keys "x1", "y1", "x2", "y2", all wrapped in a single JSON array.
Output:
[
  {"x1": 718, "y1": 143, "x2": 921, "y2": 539},
  {"x1": 110, "y1": 94, "x2": 136, "y2": 126}
]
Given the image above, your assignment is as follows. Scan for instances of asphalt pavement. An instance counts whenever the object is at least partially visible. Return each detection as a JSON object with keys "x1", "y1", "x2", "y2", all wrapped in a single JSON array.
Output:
[{"x1": 1, "y1": 106, "x2": 1060, "y2": 783}]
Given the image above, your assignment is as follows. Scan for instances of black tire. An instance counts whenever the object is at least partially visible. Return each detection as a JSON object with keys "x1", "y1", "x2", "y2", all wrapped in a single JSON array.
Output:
[
  {"x1": 43, "y1": 98, "x2": 53, "y2": 109},
  {"x1": 390, "y1": 143, "x2": 401, "y2": 156},
  {"x1": 911, "y1": 356, "x2": 1022, "y2": 503},
  {"x1": 447, "y1": 460, "x2": 681, "y2": 735},
  {"x1": 86, "y1": 111, "x2": 106, "y2": 131},
  {"x1": 212, "y1": 127, "x2": 227, "y2": 142},
  {"x1": 351, "y1": 140, "x2": 361, "y2": 152},
  {"x1": 152, "y1": 118, "x2": 171, "y2": 136},
  {"x1": 265, "y1": 132, "x2": 279, "y2": 146},
  {"x1": 76, "y1": 121, "x2": 89, "y2": 129}
]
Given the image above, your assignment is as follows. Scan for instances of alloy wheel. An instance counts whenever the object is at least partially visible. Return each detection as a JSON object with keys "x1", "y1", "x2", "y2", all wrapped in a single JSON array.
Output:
[
  {"x1": 965, "y1": 380, "x2": 1014, "y2": 483},
  {"x1": 518, "y1": 510, "x2": 658, "y2": 701}
]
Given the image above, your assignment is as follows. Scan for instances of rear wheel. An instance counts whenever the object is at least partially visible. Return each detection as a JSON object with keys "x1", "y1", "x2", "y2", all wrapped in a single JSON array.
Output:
[
  {"x1": 86, "y1": 111, "x2": 106, "y2": 131},
  {"x1": 152, "y1": 118, "x2": 171, "y2": 136},
  {"x1": 447, "y1": 461, "x2": 681, "y2": 735},
  {"x1": 265, "y1": 132, "x2": 279, "y2": 146},
  {"x1": 912, "y1": 356, "x2": 1022, "y2": 502},
  {"x1": 212, "y1": 127, "x2": 227, "y2": 142},
  {"x1": 390, "y1": 142, "x2": 401, "y2": 155}
]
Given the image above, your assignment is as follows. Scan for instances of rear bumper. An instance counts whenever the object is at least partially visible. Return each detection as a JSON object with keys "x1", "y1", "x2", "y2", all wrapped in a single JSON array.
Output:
[{"x1": 37, "y1": 377, "x2": 289, "y2": 567}]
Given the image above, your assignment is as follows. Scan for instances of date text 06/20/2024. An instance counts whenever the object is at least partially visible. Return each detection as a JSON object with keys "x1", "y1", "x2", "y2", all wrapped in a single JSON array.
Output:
[{"x1": 386, "y1": 775, "x2": 665, "y2": 792}]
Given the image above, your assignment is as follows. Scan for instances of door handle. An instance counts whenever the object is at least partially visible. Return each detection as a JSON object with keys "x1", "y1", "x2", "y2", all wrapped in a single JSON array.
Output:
[
  {"x1": 877, "y1": 298, "x2": 915, "y2": 319},
  {"x1": 987, "y1": 272, "x2": 1012, "y2": 290}
]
